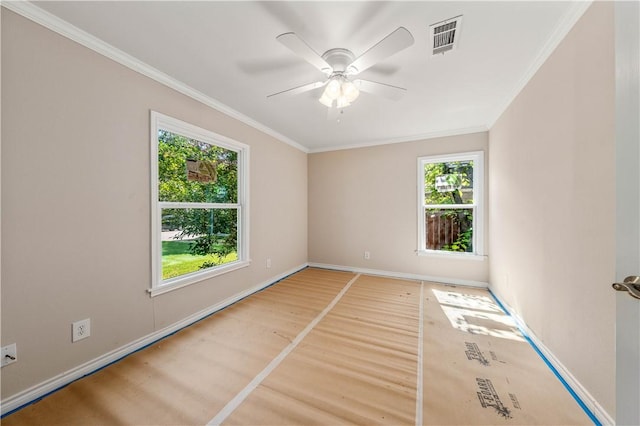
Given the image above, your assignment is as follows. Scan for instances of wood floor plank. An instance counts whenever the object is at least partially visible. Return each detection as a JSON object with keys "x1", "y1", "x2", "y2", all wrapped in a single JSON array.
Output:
[{"x1": 2, "y1": 268, "x2": 355, "y2": 425}]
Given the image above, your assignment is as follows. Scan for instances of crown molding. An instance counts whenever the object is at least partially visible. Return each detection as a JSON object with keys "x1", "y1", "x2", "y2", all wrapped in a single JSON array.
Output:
[
  {"x1": 308, "y1": 125, "x2": 489, "y2": 154},
  {"x1": 3, "y1": 0, "x2": 592, "y2": 155},
  {"x1": 1, "y1": 1, "x2": 309, "y2": 153},
  {"x1": 486, "y1": 0, "x2": 593, "y2": 129}
]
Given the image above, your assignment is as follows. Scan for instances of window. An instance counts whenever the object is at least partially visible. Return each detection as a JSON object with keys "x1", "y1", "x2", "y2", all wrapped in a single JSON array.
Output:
[
  {"x1": 417, "y1": 151, "x2": 484, "y2": 257},
  {"x1": 150, "y1": 112, "x2": 249, "y2": 296}
]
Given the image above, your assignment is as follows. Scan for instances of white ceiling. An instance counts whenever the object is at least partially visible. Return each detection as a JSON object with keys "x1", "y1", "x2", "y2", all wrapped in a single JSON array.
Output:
[{"x1": 30, "y1": 1, "x2": 585, "y2": 152}]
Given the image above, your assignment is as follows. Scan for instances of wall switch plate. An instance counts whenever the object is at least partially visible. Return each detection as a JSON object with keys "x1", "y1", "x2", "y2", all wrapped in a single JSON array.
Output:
[
  {"x1": 72, "y1": 319, "x2": 91, "y2": 342},
  {"x1": 364, "y1": 251, "x2": 371, "y2": 260},
  {"x1": 1, "y1": 343, "x2": 17, "y2": 367},
  {"x1": 266, "y1": 258, "x2": 272, "y2": 268}
]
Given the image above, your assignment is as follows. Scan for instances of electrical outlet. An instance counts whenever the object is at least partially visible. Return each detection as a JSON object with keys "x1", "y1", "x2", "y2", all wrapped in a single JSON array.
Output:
[
  {"x1": 72, "y1": 319, "x2": 91, "y2": 343},
  {"x1": 364, "y1": 251, "x2": 371, "y2": 260},
  {"x1": 266, "y1": 258, "x2": 272, "y2": 268},
  {"x1": 1, "y1": 343, "x2": 17, "y2": 367}
]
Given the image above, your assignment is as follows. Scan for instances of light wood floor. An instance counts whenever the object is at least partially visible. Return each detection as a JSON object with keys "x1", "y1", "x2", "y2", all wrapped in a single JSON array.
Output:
[{"x1": 2, "y1": 268, "x2": 592, "y2": 425}]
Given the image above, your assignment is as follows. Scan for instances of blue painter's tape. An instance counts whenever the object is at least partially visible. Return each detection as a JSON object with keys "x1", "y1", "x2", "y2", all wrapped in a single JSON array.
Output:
[
  {"x1": 488, "y1": 289, "x2": 601, "y2": 426},
  {"x1": 1, "y1": 266, "x2": 308, "y2": 419}
]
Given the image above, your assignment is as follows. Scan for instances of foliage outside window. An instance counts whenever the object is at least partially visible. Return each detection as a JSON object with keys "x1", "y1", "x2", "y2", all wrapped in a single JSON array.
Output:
[
  {"x1": 151, "y1": 112, "x2": 249, "y2": 295},
  {"x1": 417, "y1": 151, "x2": 484, "y2": 256}
]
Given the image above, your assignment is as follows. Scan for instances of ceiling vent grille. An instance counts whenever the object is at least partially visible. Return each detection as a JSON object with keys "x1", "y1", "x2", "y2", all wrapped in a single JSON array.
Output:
[{"x1": 429, "y1": 15, "x2": 463, "y2": 56}]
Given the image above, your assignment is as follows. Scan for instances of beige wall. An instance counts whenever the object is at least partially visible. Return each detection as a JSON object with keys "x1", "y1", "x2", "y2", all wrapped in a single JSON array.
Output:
[
  {"x1": 308, "y1": 132, "x2": 489, "y2": 284},
  {"x1": 489, "y1": 2, "x2": 615, "y2": 416},
  {"x1": 1, "y1": 1, "x2": 618, "y2": 417},
  {"x1": 1, "y1": 9, "x2": 307, "y2": 398}
]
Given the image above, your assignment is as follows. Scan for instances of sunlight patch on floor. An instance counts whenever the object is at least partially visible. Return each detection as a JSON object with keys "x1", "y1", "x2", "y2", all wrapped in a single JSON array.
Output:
[{"x1": 432, "y1": 289, "x2": 524, "y2": 342}]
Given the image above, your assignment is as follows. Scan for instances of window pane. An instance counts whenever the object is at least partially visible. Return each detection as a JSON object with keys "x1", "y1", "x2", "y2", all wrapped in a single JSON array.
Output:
[
  {"x1": 158, "y1": 130, "x2": 238, "y2": 203},
  {"x1": 161, "y1": 208, "x2": 238, "y2": 280},
  {"x1": 425, "y1": 208, "x2": 473, "y2": 252},
  {"x1": 424, "y1": 160, "x2": 474, "y2": 205}
]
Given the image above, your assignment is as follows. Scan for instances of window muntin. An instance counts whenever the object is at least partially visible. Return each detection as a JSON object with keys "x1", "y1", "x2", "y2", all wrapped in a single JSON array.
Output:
[
  {"x1": 151, "y1": 112, "x2": 249, "y2": 295},
  {"x1": 418, "y1": 152, "x2": 483, "y2": 256}
]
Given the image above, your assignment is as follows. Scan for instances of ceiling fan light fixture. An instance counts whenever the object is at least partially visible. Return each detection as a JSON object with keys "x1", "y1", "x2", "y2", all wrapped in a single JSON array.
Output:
[
  {"x1": 336, "y1": 96, "x2": 351, "y2": 109},
  {"x1": 319, "y1": 92, "x2": 334, "y2": 107},
  {"x1": 272, "y1": 27, "x2": 414, "y2": 114},
  {"x1": 319, "y1": 75, "x2": 359, "y2": 109},
  {"x1": 324, "y1": 78, "x2": 342, "y2": 99},
  {"x1": 341, "y1": 80, "x2": 360, "y2": 103}
]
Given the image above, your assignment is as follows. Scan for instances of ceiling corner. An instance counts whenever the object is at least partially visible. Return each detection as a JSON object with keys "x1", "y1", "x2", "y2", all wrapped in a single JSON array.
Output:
[{"x1": 485, "y1": 0, "x2": 593, "y2": 130}]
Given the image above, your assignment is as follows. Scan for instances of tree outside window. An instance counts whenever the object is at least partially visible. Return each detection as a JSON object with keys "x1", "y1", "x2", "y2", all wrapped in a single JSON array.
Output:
[
  {"x1": 418, "y1": 152, "x2": 483, "y2": 256},
  {"x1": 150, "y1": 112, "x2": 249, "y2": 295}
]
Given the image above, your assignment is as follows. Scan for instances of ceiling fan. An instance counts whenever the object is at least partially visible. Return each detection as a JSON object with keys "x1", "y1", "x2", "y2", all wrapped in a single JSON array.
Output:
[{"x1": 267, "y1": 27, "x2": 415, "y2": 111}]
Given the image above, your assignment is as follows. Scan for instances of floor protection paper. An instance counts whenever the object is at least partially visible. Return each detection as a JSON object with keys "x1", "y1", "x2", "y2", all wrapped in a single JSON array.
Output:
[
  {"x1": 421, "y1": 283, "x2": 592, "y2": 425},
  {"x1": 2, "y1": 268, "x2": 355, "y2": 426},
  {"x1": 224, "y1": 275, "x2": 421, "y2": 425},
  {"x1": 3, "y1": 270, "x2": 594, "y2": 425}
]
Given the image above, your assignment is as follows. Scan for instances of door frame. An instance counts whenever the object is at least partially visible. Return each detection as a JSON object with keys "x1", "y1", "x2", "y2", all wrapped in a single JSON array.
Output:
[{"x1": 614, "y1": 2, "x2": 640, "y2": 425}]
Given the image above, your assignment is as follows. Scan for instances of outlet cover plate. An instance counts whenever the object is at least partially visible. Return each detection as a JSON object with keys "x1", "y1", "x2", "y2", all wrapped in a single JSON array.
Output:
[
  {"x1": 1, "y1": 343, "x2": 17, "y2": 367},
  {"x1": 72, "y1": 318, "x2": 91, "y2": 342}
]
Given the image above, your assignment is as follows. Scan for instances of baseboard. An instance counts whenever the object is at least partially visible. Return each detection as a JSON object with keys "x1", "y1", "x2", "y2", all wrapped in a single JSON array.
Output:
[
  {"x1": 308, "y1": 262, "x2": 489, "y2": 288},
  {"x1": 489, "y1": 290, "x2": 614, "y2": 426},
  {"x1": 2, "y1": 264, "x2": 612, "y2": 424},
  {"x1": 0, "y1": 263, "x2": 308, "y2": 417}
]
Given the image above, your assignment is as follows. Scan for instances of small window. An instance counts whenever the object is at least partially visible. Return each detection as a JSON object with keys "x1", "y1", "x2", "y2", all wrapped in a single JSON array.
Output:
[
  {"x1": 417, "y1": 151, "x2": 484, "y2": 257},
  {"x1": 150, "y1": 112, "x2": 250, "y2": 296}
]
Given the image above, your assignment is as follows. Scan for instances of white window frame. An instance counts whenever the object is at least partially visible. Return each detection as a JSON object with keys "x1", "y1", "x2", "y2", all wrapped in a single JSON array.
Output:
[
  {"x1": 417, "y1": 151, "x2": 484, "y2": 258},
  {"x1": 149, "y1": 111, "x2": 250, "y2": 296}
]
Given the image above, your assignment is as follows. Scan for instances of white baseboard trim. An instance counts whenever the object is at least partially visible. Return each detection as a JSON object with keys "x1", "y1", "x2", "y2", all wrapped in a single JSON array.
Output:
[
  {"x1": 308, "y1": 262, "x2": 488, "y2": 288},
  {"x1": 0, "y1": 263, "x2": 308, "y2": 417},
  {"x1": 489, "y1": 291, "x2": 614, "y2": 426}
]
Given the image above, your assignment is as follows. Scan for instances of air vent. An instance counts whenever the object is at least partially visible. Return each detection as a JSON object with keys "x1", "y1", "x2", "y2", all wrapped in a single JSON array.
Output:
[{"x1": 429, "y1": 15, "x2": 463, "y2": 56}]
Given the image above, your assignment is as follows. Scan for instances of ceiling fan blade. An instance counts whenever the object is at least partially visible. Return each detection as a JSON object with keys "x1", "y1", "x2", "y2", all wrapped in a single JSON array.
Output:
[
  {"x1": 354, "y1": 79, "x2": 407, "y2": 101},
  {"x1": 267, "y1": 81, "x2": 326, "y2": 98},
  {"x1": 347, "y1": 27, "x2": 414, "y2": 75},
  {"x1": 276, "y1": 32, "x2": 333, "y2": 74}
]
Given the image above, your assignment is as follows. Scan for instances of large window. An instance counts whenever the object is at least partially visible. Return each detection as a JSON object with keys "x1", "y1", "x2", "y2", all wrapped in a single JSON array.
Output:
[
  {"x1": 417, "y1": 151, "x2": 484, "y2": 257},
  {"x1": 150, "y1": 112, "x2": 249, "y2": 295}
]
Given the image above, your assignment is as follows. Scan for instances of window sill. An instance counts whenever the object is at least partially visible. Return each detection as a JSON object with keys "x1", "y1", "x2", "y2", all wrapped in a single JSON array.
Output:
[
  {"x1": 416, "y1": 250, "x2": 486, "y2": 261},
  {"x1": 148, "y1": 260, "x2": 251, "y2": 297}
]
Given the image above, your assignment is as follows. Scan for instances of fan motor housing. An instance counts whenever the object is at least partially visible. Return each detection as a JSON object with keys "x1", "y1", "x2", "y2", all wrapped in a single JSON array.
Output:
[{"x1": 321, "y1": 48, "x2": 356, "y2": 73}]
